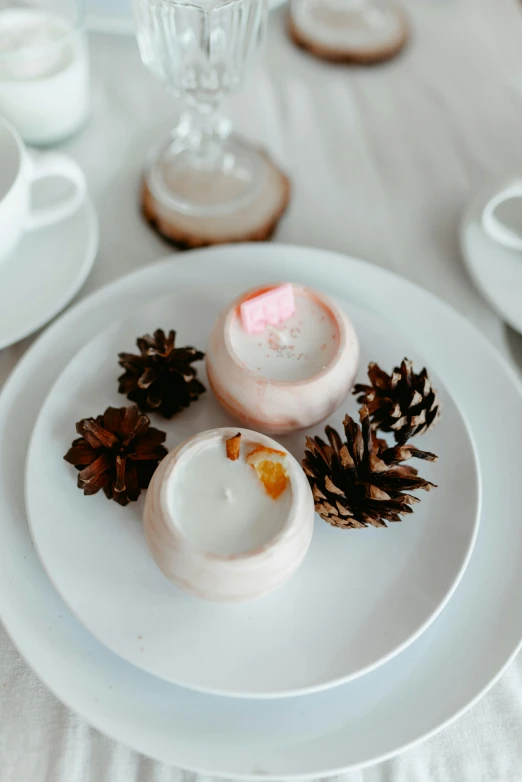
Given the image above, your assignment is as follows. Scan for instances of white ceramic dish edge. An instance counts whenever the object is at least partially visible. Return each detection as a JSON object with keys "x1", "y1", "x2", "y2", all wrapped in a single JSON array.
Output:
[
  {"x1": 460, "y1": 184, "x2": 522, "y2": 335},
  {"x1": 0, "y1": 198, "x2": 99, "y2": 350}
]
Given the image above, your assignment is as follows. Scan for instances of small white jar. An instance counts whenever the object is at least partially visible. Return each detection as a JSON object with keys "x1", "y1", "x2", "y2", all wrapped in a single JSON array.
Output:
[
  {"x1": 0, "y1": 6, "x2": 90, "y2": 146},
  {"x1": 143, "y1": 428, "x2": 315, "y2": 602}
]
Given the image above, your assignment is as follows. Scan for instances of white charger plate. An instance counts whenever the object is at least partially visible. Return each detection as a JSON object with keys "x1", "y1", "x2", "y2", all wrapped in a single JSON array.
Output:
[
  {"x1": 1, "y1": 245, "x2": 522, "y2": 777},
  {"x1": 25, "y1": 289, "x2": 479, "y2": 698},
  {"x1": 460, "y1": 179, "x2": 522, "y2": 335},
  {"x1": 0, "y1": 197, "x2": 98, "y2": 350}
]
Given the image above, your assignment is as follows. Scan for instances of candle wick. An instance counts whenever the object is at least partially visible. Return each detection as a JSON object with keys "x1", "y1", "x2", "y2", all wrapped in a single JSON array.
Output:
[
  {"x1": 224, "y1": 488, "x2": 234, "y2": 502},
  {"x1": 267, "y1": 325, "x2": 287, "y2": 345}
]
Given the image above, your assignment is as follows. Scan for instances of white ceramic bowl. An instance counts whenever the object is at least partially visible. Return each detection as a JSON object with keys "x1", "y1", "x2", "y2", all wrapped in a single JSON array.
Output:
[{"x1": 143, "y1": 427, "x2": 315, "y2": 602}]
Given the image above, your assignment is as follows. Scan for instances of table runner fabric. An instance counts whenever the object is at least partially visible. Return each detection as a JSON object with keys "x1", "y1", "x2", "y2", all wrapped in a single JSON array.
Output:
[
  {"x1": 1, "y1": 632, "x2": 522, "y2": 781},
  {"x1": 2, "y1": 1, "x2": 522, "y2": 779}
]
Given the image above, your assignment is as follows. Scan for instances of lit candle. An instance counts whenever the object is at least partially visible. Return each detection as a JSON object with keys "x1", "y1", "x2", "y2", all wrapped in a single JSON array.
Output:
[
  {"x1": 0, "y1": 8, "x2": 90, "y2": 146},
  {"x1": 207, "y1": 283, "x2": 359, "y2": 434},
  {"x1": 143, "y1": 428, "x2": 314, "y2": 602}
]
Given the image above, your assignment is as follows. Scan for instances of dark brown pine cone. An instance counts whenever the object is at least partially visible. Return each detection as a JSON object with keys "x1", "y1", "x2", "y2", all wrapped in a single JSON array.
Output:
[
  {"x1": 118, "y1": 329, "x2": 205, "y2": 419},
  {"x1": 64, "y1": 405, "x2": 168, "y2": 506},
  {"x1": 354, "y1": 359, "x2": 441, "y2": 444},
  {"x1": 302, "y1": 406, "x2": 437, "y2": 529}
]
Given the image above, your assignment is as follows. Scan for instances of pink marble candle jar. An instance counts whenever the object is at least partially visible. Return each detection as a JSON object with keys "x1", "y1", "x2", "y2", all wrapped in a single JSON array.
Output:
[{"x1": 206, "y1": 283, "x2": 359, "y2": 435}]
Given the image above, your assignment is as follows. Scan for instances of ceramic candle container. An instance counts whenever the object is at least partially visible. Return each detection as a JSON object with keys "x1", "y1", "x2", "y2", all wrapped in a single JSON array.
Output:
[
  {"x1": 206, "y1": 283, "x2": 359, "y2": 434},
  {"x1": 0, "y1": 7, "x2": 90, "y2": 146},
  {"x1": 143, "y1": 428, "x2": 315, "y2": 602}
]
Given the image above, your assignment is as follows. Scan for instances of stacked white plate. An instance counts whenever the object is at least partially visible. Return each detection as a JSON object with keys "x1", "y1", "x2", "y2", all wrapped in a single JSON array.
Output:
[{"x1": 1, "y1": 244, "x2": 522, "y2": 778}]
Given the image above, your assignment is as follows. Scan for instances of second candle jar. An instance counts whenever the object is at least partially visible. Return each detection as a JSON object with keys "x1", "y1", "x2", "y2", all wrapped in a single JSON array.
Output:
[{"x1": 206, "y1": 283, "x2": 360, "y2": 434}]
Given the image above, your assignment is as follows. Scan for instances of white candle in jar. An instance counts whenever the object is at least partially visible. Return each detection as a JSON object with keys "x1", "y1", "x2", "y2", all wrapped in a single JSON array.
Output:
[
  {"x1": 229, "y1": 287, "x2": 340, "y2": 381},
  {"x1": 170, "y1": 438, "x2": 293, "y2": 556},
  {"x1": 0, "y1": 9, "x2": 90, "y2": 146},
  {"x1": 143, "y1": 428, "x2": 315, "y2": 602},
  {"x1": 207, "y1": 283, "x2": 360, "y2": 434}
]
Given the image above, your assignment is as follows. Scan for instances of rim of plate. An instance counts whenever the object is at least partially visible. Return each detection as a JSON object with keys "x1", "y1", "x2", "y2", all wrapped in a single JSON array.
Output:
[
  {"x1": 0, "y1": 244, "x2": 521, "y2": 778},
  {"x1": 0, "y1": 198, "x2": 99, "y2": 350}
]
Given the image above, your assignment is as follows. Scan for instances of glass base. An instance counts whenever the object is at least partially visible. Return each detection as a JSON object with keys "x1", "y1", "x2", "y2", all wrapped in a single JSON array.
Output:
[{"x1": 146, "y1": 131, "x2": 268, "y2": 218}]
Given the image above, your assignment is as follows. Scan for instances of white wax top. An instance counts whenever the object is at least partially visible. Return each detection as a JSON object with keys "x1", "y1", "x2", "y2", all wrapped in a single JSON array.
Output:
[
  {"x1": 0, "y1": 10, "x2": 76, "y2": 81},
  {"x1": 169, "y1": 439, "x2": 292, "y2": 556},
  {"x1": 229, "y1": 288, "x2": 340, "y2": 381}
]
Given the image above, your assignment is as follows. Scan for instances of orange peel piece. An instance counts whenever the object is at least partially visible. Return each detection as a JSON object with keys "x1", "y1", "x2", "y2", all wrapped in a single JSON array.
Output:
[
  {"x1": 246, "y1": 445, "x2": 290, "y2": 500},
  {"x1": 225, "y1": 433, "x2": 241, "y2": 461}
]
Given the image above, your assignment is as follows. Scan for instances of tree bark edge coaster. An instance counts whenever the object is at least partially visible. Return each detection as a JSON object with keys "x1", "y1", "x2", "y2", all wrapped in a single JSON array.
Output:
[
  {"x1": 141, "y1": 151, "x2": 292, "y2": 251},
  {"x1": 288, "y1": 2, "x2": 409, "y2": 65}
]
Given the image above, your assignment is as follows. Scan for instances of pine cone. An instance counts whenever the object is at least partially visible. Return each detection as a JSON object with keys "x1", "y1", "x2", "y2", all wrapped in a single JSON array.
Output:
[
  {"x1": 302, "y1": 406, "x2": 437, "y2": 529},
  {"x1": 64, "y1": 405, "x2": 168, "y2": 506},
  {"x1": 354, "y1": 359, "x2": 441, "y2": 444},
  {"x1": 118, "y1": 329, "x2": 205, "y2": 419}
]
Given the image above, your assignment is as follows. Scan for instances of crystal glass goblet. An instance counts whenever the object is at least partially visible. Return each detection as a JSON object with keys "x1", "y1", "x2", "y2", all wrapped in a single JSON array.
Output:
[
  {"x1": 291, "y1": 0, "x2": 406, "y2": 60},
  {"x1": 133, "y1": 0, "x2": 268, "y2": 218}
]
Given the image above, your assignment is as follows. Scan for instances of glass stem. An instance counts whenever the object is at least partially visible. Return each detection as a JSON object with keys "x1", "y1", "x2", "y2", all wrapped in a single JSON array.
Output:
[{"x1": 176, "y1": 99, "x2": 230, "y2": 171}]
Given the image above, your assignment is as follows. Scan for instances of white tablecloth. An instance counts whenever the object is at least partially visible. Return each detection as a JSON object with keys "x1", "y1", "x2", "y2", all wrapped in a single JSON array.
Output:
[{"x1": 2, "y1": 1, "x2": 522, "y2": 779}]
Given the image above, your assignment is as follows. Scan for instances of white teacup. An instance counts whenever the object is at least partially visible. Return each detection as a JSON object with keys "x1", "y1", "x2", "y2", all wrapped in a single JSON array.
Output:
[
  {"x1": 482, "y1": 179, "x2": 522, "y2": 251},
  {"x1": 0, "y1": 117, "x2": 86, "y2": 266}
]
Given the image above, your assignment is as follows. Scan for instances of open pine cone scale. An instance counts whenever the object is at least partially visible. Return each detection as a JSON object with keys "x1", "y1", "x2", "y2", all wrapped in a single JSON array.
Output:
[{"x1": 303, "y1": 406, "x2": 436, "y2": 529}]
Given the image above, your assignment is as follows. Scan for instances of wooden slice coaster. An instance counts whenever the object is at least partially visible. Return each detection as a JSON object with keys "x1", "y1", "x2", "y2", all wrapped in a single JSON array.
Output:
[
  {"x1": 141, "y1": 150, "x2": 291, "y2": 250},
  {"x1": 288, "y1": 0, "x2": 409, "y2": 65}
]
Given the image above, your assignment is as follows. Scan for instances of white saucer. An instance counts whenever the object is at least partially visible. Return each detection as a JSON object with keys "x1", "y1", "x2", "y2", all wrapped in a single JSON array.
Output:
[
  {"x1": 1, "y1": 246, "x2": 522, "y2": 777},
  {"x1": 25, "y1": 289, "x2": 479, "y2": 698},
  {"x1": 460, "y1": 179, "x2": 522, "y2": 335},
  {"x1": 0, "y1": 197, "x2": 98, "y2": 350}
]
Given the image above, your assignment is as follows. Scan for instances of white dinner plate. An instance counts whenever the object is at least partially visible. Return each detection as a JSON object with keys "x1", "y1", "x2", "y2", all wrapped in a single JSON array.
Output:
[
  {"x1": 460, "y1": 179, "x2": 522, "y2": 335},
  {"x1": 1, "y1": 245, "x2": 521, "y2": 777},
  {"x1": 25, "y1": 289, "x2": 479, "y2": 698},
  {"x1": 0, "y1": 196, "x2": 98, "y2": 350}
]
